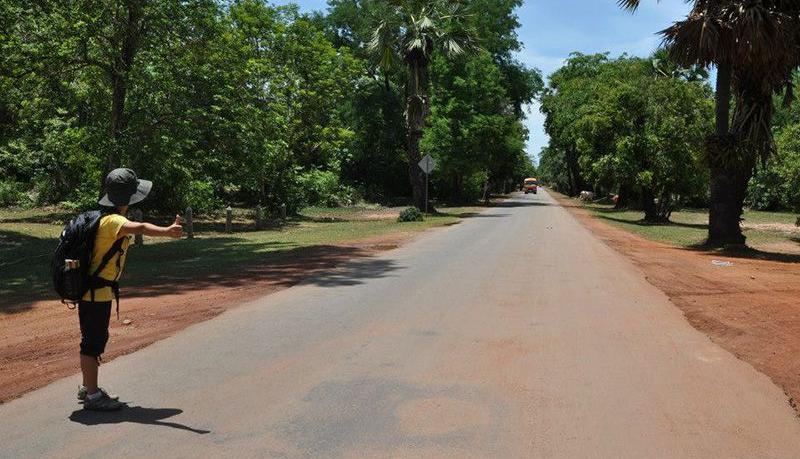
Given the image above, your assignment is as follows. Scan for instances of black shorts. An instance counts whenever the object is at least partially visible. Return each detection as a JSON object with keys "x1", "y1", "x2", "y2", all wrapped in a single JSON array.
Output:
[{"x1": 78, "y1": 301, "x2": 112, "y2": 357}]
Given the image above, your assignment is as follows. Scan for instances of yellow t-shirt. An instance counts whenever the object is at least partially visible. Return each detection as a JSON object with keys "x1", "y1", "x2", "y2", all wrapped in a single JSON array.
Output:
[{"x1": 82, "y1": 214, "x2": 132, "y2": 302}]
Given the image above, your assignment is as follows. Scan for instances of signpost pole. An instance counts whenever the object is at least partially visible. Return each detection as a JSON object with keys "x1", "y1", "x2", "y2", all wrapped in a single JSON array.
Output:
[
  {"x1": 425, "y1": 172, "x2": 429, "y2": 215},
  {"x1": 418, "y1": 154, "x2": 436, "y2": 215}
]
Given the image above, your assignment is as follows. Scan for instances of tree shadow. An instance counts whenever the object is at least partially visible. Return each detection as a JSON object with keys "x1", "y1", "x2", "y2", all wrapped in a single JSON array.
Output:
[
  {"x1": 434, "y1": 211, "x2": 510, "y2": 219},
  {"x1": 0, "y1": 210, "x2": 74, "y2": 224},
  {"x1": 490, "y1": 200, "x2": 553, "y2": 208},
  {"x1": 0, "y1": 230, "x2": 55, "y2": 314},
  {"x1": 683, "y1": 243, "x2": 800, "y2": 264},
  {"x1": 106, "y1": 242, "x2": 400, "y2": 300},
  {"x1": 1, "y1": 231, "x2": 402, "y2": 312},
  {"x1": 178, "y1": 219, "x2": 301, "y2": 234},
  {"x1": 69, "y1": 406, "x2": 210, "y2": 434},
  {"x1": 305, "y1": 257, "x2": 402, "y2": 287},
  {"x1": 597, "y1": 214, "x2": 708, "y2": 230}
]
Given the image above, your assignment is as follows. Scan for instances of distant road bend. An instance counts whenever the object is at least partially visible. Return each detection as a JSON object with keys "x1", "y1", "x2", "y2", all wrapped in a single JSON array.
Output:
[{"x1": 2, "y1": 190, "x2": 800, "y2": 458}]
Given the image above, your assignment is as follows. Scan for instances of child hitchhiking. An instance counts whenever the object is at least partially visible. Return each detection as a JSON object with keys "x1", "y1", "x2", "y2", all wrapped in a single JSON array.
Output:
[{"x1": 53, "y1": 168, "x2": 182, "y2": 411}]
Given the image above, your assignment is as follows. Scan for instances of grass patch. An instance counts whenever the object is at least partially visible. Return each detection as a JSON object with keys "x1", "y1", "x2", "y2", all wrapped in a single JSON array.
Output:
[
  {"x1": 581, "y1": 202, "x2": 800, "y2": 251},
  {"x1": 0, "y1": 204, "x2": 478, "y2": 308}
]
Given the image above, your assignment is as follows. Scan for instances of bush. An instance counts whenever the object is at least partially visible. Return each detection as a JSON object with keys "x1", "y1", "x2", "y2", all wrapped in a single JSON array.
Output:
[
  {"x1": 183, "y1": 180, "x2": 222, "y2": 214},
  {"x1": 61, "y1": 185, "x2": 101, "y2": 211},
  {"x1": 0, "y1": 181, "x2": 27, "y2": 207},
  {"x1": 397, "y1": 207, "x2": 424, "y2": 222},
  {"x1": 747, "y1": 167, "x2": 787, "y2": 211},
  {"x1": 298, "y1": 169, "x2": 359, "y2": 207}
]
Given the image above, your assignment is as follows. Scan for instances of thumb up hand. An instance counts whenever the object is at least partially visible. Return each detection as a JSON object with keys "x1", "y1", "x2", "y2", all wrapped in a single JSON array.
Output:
[{"x1": 168, "y1": 214, "x2": 183, "y2": 238}]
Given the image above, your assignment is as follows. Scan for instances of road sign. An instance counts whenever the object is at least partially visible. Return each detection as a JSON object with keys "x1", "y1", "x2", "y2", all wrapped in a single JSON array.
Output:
[{"x1": 418, "y1": 154, "x2": 436, "y2": 174}]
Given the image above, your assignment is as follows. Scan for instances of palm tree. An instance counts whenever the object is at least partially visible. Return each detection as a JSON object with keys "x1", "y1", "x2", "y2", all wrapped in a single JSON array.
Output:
[
  {"x1": 620, "y1": 0, "x2": 800, "y2": 246},
  {"x1": 368, "y1": 0, "x2": 476, "y2": 210}
]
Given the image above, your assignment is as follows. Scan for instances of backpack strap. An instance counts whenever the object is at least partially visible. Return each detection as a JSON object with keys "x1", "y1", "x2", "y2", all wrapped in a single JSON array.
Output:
[
  {"x1": 87, "y1": 237, "x2": 126, "y2": 319},
  {"x1": 90, "y1": 237, "x2": 126, "y2": 281}
]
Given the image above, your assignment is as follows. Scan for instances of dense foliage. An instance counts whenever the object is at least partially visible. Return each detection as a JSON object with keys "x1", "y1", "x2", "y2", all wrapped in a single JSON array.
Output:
[
  {"x1": 0, "y1": 0, "x2": 540, "y2": 213},
  {"x1": 621, "y1": 0, "x2": 800, "y2": 245},
  {"x1": 540, "y1": 53, "x2": 713, "y2": 222},
  {"x1": 747, "y1": 80, "x2": 800, "y2": 212}
]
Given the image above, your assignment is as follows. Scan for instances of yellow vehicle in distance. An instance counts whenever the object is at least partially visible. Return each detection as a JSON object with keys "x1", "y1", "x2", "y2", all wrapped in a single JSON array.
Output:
[{"x1": 523, "y1": 178, "x2": 538, "y2": 194}]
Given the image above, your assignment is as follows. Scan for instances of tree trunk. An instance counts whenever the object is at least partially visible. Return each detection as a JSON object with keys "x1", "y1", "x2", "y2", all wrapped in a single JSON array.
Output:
[
  {"x1": 100, "y1": 0, "x2": 146, "y2": 194},
  {"x1": 615, "y1": 183, "x2": 631, "y2": 209},
  {"x1": 714, "y1": 61, "x2": 731, "y2": 136},
  {"x1": 707, "y1": 66, "x2": 768, "y2": 247},
  {"x1": 405, "y1": 57, "x2": 429, "y2": 210},
  {"x1": 482, "y1": 178, "x2": 491, "y2": 205},
  {"x1": 641, "y1": 189, "x2": 659, "y2": 222},
  {"x1": 564, "y1": 145, "x2": 584, "y2": 196},
  {"x1": 708, "y1": 161, "x2": 749, "y2": 246},
  {"x1": 105, "y1": 71, "x2": 128, "y2": 177}
]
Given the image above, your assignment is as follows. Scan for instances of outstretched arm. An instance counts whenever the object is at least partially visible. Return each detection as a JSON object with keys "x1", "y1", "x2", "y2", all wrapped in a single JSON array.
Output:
[{"x1": 120, "y1": 215, "x2": 183, "y2": 238}]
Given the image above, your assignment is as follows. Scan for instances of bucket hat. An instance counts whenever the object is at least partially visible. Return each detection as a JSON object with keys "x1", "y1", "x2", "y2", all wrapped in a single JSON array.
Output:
[{"x1": 98, "y1": 168, "x2": 152, "y2": 207}]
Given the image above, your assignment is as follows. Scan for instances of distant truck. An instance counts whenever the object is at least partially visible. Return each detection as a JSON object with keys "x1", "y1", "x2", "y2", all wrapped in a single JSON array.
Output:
[{"x1": 523, "y1": 178, "x2": 538, "y2": 194}]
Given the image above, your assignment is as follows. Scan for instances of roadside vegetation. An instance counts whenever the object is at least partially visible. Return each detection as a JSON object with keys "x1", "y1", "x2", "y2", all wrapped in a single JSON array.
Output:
[
  {"x1": 578, "y1": 200, "x2": 800, "y2": 253},
  {"x1": 0, "y1": 204, "x2": 480, "y2": 306},
  {"x1": 541, "y1": 2, "x2": 800, "y2": 248},
  {"x1": 0, "y1": 0, "x2": 540, "y2": 215}
]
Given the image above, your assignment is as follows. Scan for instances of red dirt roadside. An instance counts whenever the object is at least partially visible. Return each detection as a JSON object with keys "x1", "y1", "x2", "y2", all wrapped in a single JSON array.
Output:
[
  {"x1": 0, "y1": 234, "x2": 412, "y2": 403},
  {"x1": 554, "y1": 192, "x2": 800, "y2": 408}
]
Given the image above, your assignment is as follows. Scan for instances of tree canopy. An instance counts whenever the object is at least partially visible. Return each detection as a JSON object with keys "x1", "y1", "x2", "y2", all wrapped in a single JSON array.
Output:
[
  {"x1": 540, "y1": 52, "x2": 713, "y2": 221},
  {"x1": 0, "y1": 0, "x2": 541, "y2": 212}
]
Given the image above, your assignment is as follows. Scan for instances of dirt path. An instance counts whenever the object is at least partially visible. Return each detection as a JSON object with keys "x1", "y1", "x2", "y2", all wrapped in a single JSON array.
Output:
[
  {"x1": 0, "y1": 233, "x2": 414, "y2": 403},
  {"x1": 553, "y1": 191, "x2": 800, "y2": 408}
]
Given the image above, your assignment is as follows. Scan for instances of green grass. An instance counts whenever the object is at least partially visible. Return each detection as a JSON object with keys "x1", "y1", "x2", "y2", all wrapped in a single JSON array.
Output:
[
  {"x1": 581, "y1": 201, "x2": 800, "y2": 251},
  {"x1": 0, "y1": 204, "x2": 478, "y2": 310}
]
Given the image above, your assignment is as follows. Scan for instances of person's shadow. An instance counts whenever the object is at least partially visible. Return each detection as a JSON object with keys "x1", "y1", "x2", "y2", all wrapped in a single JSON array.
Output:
[{"x1": 69, "y1": 405, "x2": 210, "y2": 434}]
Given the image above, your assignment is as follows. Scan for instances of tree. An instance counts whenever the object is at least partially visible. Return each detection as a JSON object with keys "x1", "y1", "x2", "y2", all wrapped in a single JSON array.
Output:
[
  {"x1": 541, "y1": 53, "x2": 712, "y2": 221},
  {"x1": 540, "y1": 53, "x2": 608, "y2": 196},
  {"x1": 579, "y1": 56, "x2": 712, "y2": 221},
  {"x1": 1, "y1": 0, "x2": 536, "y2": 212},
  {"x1": 422, "y1": 51, "x2": 540, "y2": 202},
  {"x1": 620, "y1": 0, "x2": 800, "y2": 245},
  {"x1": 366, "y1": 0, "x2": 476, "y2": 210}
]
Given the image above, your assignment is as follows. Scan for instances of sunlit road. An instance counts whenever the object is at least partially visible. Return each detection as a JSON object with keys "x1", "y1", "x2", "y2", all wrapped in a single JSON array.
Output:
[{"x1": 2, "y1": 190, "x2": 800, "y2": 458}]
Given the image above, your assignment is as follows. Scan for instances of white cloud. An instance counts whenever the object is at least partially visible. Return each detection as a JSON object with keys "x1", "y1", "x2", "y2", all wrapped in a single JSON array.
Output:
[
  {"x1": 517, "y1": 50, "x2": 567, "y2": 78},
  {"x1": 523, "y1": 101, "x2": 548, "y2": 163}
]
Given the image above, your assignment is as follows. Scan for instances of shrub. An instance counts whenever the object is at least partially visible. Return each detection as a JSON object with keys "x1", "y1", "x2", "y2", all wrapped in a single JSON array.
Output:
[
  {"x1": 746, "y1": 167, "x2": 787, "y2": 211},
  {"x1": 397, "y1": 207, "x2": 423, "y2": 222},
  {"x1": 61, "y1": 184, "x2": 101, "y2": 211},
  {"x1": 298, "y1": 169, "x2": 359, "y2": 207},
  {"x1": 184, "y1": 180, "x2": 222, "y2": 214},
  {"x1": 0, "y1": 181, "x2": 26, "y2": 207}
]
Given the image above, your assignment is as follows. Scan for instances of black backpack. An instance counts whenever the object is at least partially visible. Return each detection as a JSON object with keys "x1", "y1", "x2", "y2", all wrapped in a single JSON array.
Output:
[{"x1": 52, "y1": 211, "x2": 125, "y2": 309}]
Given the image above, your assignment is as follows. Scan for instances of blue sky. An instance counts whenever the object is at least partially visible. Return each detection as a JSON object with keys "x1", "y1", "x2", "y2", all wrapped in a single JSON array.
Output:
[{"x1": 272, "y1": 0, "x2": 692, "y2": 162}]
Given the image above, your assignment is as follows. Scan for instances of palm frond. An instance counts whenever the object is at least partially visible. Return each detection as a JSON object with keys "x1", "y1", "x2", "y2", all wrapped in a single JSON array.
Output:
[
  {"x1": 441, "y1": 38, "x2": 464, "y2": 56},
  {"x1": 405, "y1": 36, "x2": 425, "y2": 53},
  {"x1": 418, "y1": 15, "x2": 435, "y2": 32},
  {"x1": 368, "y1": 20, "x2": 398, "y2": 72},
  {"x1": 618, "y1": 0, "x2": 644, "y2": 12},
  {"x1": 662, "y1": 11, "x2": 727, "y2": 68}
]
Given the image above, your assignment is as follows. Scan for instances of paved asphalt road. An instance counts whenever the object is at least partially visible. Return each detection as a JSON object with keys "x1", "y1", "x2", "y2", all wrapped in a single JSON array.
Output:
[{"x1": 3, "y1": 190, "x2": 800, "y2": 458}]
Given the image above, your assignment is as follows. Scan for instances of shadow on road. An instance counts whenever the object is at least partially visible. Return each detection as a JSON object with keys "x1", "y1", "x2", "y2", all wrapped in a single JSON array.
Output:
[
  {"x1": 303, "y1": 257, "x2": 402, "y2": 287},
  {"x1": 491, "y1": 200, "x2": 553, "y2": 208},
  {"x1": 440, "y1": 212, "x2": 511, "y2": 219},
  {"x1": 69, "y1": 406, "x2": 210, "y2": 434}
]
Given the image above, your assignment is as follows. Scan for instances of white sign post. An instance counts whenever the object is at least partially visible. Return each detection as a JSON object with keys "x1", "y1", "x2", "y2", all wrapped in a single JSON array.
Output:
[{"x1": 418, "y1": 154, "x2": 436, "y2": 214}]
